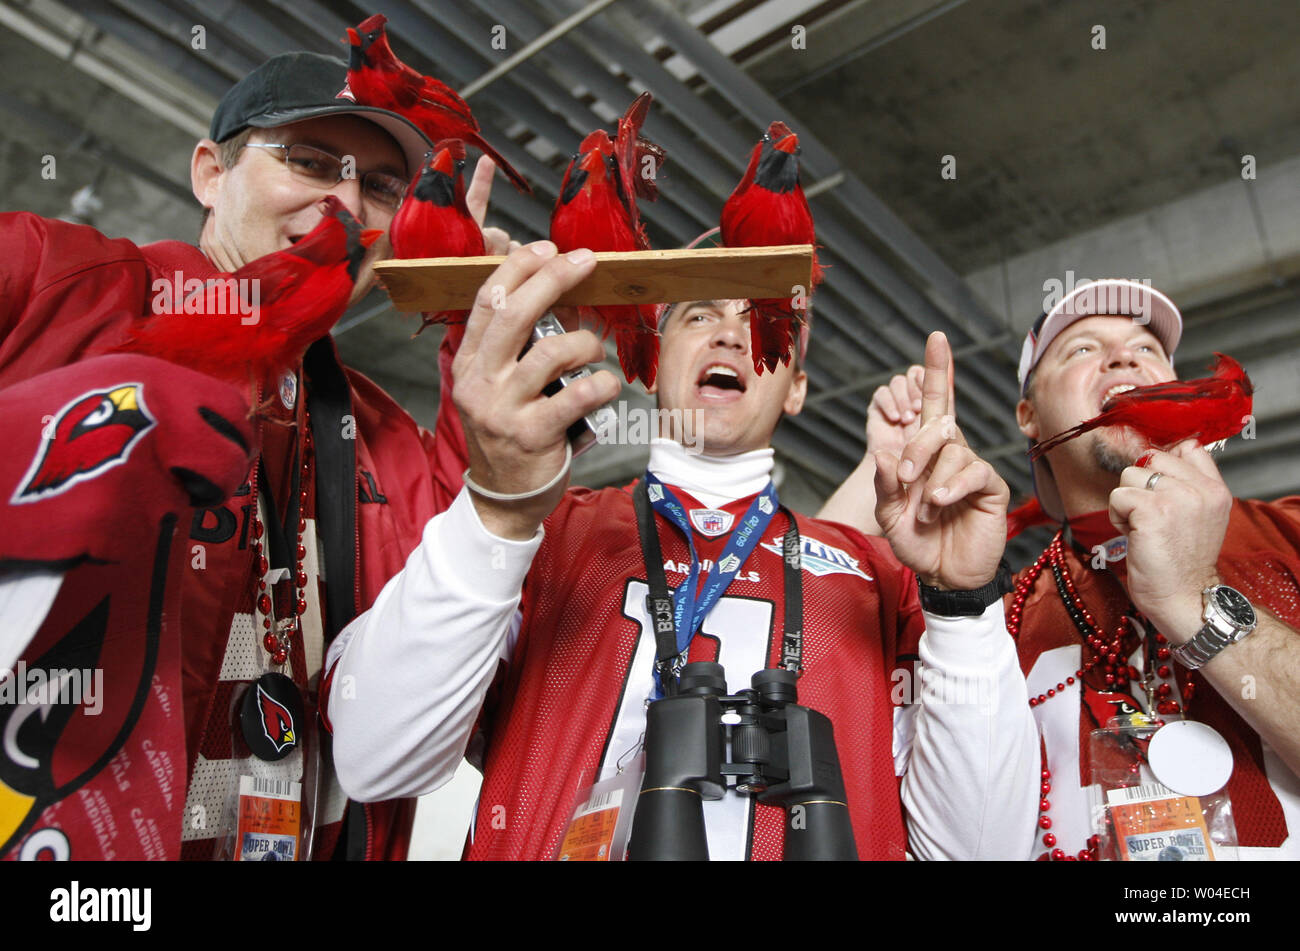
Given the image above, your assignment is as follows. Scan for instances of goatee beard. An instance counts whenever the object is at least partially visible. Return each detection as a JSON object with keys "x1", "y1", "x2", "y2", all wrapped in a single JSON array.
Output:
[{"x1": 1091, "y1": 435, "x2": 1135, "y2": 475}]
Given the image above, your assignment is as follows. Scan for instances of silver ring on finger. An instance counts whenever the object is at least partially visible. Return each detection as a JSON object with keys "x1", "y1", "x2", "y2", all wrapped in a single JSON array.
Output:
[{"x1": 1145, "y1": 471, "x2": 1164, "y2": 491}]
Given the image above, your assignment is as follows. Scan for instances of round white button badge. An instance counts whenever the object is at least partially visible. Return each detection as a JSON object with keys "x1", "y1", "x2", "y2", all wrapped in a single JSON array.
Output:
[
  {"x1": 1147, "y1": 720, "x2": 1233, "y2": 796},
  {"x1": 279, "y1": 371, "x2": 297, "y2": 410}
]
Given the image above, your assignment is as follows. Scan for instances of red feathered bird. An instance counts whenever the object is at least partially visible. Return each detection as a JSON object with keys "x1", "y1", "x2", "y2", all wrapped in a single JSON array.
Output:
[
  {"x1": 389, "y1": 141, "x2": 486, "y2": 347},
  {"x1": 550, "y1": 93, "x2": 662, "y2": 387},
  {"x1": 1028, "y1": 353, "x2": 1254, "y2": 460},
  {"x1": 1005, "y1": 497, "x2": 1051, "y2": 539},
  {"x1": 721, "y1": 121, "x2": 822, "y2": 374},
  {"x1": 345, "y1": 14, "x2": 531, "y2": 194},
  {"x1": 617, "y1": 92, "x2": 665, "y2": 208},
  {"x1": 113, "y1": 197, "x2": 380, "y2": 391}
]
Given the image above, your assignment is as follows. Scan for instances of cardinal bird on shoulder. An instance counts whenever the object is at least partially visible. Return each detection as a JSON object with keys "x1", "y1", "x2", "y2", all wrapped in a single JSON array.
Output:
[
  {"x1": 721, "y1": 121, "x2": 822, "y2": 374},
  {"x1": 345, "y1": 13, "x2": 531, "y2": 194},
  {"x1": 550, "y1": 92, "x2": 663, "y2": 387},
  {"x1": 1028, "y1": 352, "x2": 1255, "y2": 460},
  {"x1": 112, "y1": 196, "x2": 380, "y2": 404},
  {"x1": 388, "y1": 140, "x2": 486, "y2": 347}
]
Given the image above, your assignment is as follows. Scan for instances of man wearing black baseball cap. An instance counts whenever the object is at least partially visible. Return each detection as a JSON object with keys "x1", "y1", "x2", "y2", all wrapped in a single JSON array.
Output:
[
  {"x1": 195, "y1": 51, "x2": 431, "y2": 298},
  {"x1": 0, "y1": 50, "x2": 490, "y2": 861}
]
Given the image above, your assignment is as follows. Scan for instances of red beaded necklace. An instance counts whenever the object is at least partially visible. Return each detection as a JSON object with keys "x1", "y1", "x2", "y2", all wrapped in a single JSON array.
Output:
[
  {"x1": 1007, "y1": 529, "x2": 1194, "y2": 861},
  {"x1": 249, "y1": 404, "x2": 313, "y2": 668}
]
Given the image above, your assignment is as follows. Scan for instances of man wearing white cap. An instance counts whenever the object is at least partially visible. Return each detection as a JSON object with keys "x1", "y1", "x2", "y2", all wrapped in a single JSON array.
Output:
[{"x1": 831, "y1": 278, "x2": 1300, "y2": 860}]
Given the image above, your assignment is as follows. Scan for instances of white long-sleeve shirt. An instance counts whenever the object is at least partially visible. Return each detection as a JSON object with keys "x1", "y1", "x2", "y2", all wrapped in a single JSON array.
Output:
[{"x1": 327, "y1": 439, "x2": 1039, "y2": 859}]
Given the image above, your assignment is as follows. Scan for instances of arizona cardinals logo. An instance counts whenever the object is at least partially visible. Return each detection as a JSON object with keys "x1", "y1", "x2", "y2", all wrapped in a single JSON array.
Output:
[
  {"x1": 12, "y1": 383, "x2": 154, "y2": 504},
  {"x1": 257, "y1": 684, "x2": 296, "y2": 754},
  {"x1": 1082, "y1": 686, "x2": 1146, "y2": 729},
  {"x1": 0, "y1": 583, "x2": 158, "y2": 857}
]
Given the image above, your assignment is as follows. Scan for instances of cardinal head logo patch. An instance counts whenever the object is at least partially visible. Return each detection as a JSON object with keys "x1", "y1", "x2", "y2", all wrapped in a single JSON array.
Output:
[
  {"x1": 259, "y1": 685, "x2": 296, "y2": 753},
  {"x1": 12, "y1": 383, "x2": 154, "y2": 505},
  {"x1": 239, "y1": 673, "x2": 303, "y2": 762}
]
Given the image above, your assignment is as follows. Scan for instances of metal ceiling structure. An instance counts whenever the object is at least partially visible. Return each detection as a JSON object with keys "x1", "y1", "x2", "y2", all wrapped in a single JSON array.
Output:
[{"x1": 3, "y1": 0, "x2": 1298, "y2": 570}]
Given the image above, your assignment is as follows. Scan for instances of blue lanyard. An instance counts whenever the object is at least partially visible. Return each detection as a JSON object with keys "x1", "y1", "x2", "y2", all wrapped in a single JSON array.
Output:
[{"x1": 643, "y1": 471, "x2": 780, "y2": 653}]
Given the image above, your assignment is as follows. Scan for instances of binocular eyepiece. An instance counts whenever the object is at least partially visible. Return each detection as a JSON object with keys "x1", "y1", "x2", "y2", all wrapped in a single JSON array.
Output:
[{"x1": 626, "y1": 661, "x2": 858, "y2": 861}]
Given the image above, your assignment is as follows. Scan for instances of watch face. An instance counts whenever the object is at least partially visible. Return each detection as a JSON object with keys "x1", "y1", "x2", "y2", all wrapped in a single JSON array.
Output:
[{"x1": 1213, "y1": 587, "x2": 1256, "y2": 627}]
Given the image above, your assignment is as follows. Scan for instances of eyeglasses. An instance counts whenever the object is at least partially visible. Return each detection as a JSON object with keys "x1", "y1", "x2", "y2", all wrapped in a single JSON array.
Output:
[{"x1": 243, "y1": 142, "x2": 407, "y2": 213}]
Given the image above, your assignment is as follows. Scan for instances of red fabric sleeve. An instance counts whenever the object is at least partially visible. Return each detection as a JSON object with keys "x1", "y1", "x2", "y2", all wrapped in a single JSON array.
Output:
[
  {"x1": 0, "y1": 213, "x2": 150, "y2": 385},
  {"x1": 1219, "y1": 496, "x2": 1300, "y2": 626}
]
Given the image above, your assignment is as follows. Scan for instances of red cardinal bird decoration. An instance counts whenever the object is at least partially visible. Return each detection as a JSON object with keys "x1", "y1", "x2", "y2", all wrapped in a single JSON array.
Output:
[
  {"x1": 616, "y1": 92, "x2": 665, "y2": 209},
  {"x1": 721, "y1": 121, "x2": 822, "y2": 374},
  {"x1": 1005, "y1": 496, "x2": 1051, "y2": 539},
  {"x1": 112, "y1": 197, "x2": 380, "y2": 393},
  {"x1": 389, "y1": 140, "x2": 486, "y2": 347},
  {"x1": 346, "y1": 14, "x2": 531, "y2": 194},
  {"x1": 550, "y1": 93, "x2": 663, "y2": 387},
  {"x1": 1028, "y1": 353, "x2": 1254, "y2": 460}
]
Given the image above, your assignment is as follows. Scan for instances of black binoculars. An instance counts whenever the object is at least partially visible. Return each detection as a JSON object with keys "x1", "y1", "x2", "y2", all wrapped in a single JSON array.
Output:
[{"x1": 626, "y1": 661, "x2": 858, "y2": 860}]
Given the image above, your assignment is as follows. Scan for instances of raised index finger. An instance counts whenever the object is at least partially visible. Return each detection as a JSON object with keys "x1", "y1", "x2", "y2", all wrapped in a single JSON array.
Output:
[
  {"x1": 919, "y1": 331, "x2": 953, "y2": 425},
  {"x1": 465, "y1": 155, "x2": 497, "y2": 229}
]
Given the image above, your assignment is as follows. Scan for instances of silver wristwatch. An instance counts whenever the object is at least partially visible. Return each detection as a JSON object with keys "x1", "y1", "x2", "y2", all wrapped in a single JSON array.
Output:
[{"x1": 1172, "y1": 584, "x2": 1258, "y2": 669}]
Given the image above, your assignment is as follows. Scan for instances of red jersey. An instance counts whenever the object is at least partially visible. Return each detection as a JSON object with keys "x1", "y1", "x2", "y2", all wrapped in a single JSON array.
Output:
[
  {"x1": 1010, "y1": 498, "x2": 1300, "y2": 859},
  {"x1": 466, "y1": 483, "x2": 925, "y2": 860}
]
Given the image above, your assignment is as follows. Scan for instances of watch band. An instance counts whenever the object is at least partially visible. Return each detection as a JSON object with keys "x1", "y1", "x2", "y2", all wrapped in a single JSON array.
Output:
[
  {"x1": 1172, "y1": 630, "x2": 1223, "y2": 670},
  {"x1": 918, "y1": 579, "x2": 1003, "y2": 617},
  {"x1": 1172, "y1": 584, "x2": 1257, "y2": 670}
]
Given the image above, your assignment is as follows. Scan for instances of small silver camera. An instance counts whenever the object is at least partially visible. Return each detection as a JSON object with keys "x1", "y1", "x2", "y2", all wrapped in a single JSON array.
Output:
[{"x1": 527, "y1": 312, "x2": 617, "y2": 457}]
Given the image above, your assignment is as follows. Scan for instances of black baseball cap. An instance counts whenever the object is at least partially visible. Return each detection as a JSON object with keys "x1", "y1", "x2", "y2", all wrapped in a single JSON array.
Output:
[{"x1": 209, "y1": 51, "x2": 431, "y2": 176}]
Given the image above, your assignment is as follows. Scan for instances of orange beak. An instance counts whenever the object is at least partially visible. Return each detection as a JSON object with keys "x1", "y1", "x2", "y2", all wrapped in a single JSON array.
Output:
[
  {"x1": 360, "y1": 229, "x2": 383, "y2": 248},
  {"x1": 432, "y1": 147, "x2": 455, "y2": 178},
  {"x1": 577, "y1": 150, "x2": 605, "y2": 187},
  {"x1": 774, "y1": 134, "x2": 798, "y2": 154},
  {"x1": 346, "y1": 27, "x2": 360, "y2": 46}
]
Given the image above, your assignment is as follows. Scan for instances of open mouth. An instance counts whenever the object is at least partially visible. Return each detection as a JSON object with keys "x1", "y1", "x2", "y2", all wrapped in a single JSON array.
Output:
[
  {"x1": 697, "y1": 364, "x2": 746, "y2": 399},
  {"x1": 288, "y1": 235, "x2": 305, "y2": 245},
  {"x1": 1100, "y1": 382, "x2": 1138, "y2": 410}
]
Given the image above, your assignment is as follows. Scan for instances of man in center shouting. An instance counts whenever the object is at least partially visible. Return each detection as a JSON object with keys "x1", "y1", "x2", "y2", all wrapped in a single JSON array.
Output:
[{"x1": 323, "y1": 241, "x2": 1039, "y2": 860}]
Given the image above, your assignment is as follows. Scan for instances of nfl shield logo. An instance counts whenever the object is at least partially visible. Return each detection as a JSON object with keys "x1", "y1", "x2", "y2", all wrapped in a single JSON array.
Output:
[
  {"x1": 279, "y1": 371, "x2": 297, "y2": 410},
  {"x1": 690, "y1": 508, "x2": 734, "y2": 537}
]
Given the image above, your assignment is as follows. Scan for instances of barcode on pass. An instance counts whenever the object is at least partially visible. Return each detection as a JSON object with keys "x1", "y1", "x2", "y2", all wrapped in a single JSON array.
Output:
[
  {"x1": 239, "y1": 775, "x2": 302, "y2": 801},
  {"x1": 1106, "y1": 781, "x2": 1176, "y2": 806},
  {"x1": 576, "y1": 788, "x2": 623, "y2": 818}
]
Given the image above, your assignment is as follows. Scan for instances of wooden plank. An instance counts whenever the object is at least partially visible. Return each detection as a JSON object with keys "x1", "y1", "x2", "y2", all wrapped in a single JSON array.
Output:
[{"x1": 373, "y1": 245, "x2": 813, "y2": 313}]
